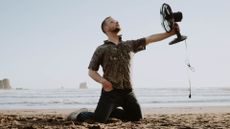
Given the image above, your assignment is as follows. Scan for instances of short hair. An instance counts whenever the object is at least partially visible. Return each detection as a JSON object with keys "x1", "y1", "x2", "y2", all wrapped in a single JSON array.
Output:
[{"x1": 101, "y1": 16, "x2": 111, "y2": 34}]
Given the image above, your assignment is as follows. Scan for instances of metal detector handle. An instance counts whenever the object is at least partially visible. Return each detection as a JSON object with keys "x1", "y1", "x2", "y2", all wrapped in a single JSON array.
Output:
[
  {"x1": 176, "y1": 31, "x2": 182, "y2": 38},
  {"x1": 174, "y1": 23, "x2": 181, "y2": 38},
  {"x1": 169, "y1": 23, "x2": 187, "y2": 45}
]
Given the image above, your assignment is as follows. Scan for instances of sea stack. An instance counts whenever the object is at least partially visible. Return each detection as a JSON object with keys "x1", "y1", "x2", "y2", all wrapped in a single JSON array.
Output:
[
  {"x1": 0, "y1": 78, "x2": 12, "y2": 89},
  {"x1": 0, "y1": 80, "x2": 3, "y2": 89}
]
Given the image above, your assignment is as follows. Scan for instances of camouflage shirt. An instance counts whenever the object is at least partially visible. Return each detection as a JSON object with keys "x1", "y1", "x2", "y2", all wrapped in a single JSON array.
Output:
[{"x1": 88, "y1": 37, "x2": 146, "y2": 89}]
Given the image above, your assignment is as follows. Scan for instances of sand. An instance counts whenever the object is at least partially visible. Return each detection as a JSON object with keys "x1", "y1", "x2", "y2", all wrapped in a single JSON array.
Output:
[{"x1": 0, "y1": 106, "x2": 230, "y2": 129}]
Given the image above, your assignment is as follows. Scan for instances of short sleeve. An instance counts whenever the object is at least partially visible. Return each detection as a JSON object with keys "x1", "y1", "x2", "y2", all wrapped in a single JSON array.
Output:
[
  {"x1": 126, "y1": 38, "x2": 146, "y2": 53},
  {"x1": 88, "y1": 46, "x2": 104, "y2": 71}
]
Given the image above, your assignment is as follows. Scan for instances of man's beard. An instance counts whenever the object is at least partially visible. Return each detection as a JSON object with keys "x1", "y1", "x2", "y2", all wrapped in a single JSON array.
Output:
[{"x1": 112, "y1": 27, "x2": 120, "y2": 33}]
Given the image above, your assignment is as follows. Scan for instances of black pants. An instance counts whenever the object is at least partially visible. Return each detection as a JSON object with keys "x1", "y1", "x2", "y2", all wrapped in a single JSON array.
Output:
[{"x1": 77, "y1": 89, "x2": 142, "y2": 123}]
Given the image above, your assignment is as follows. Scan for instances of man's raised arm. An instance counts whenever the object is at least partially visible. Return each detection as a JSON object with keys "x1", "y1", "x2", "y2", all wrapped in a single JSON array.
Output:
[{"x1": 145, "y1": 25, "x2": 179, "y2": 45}]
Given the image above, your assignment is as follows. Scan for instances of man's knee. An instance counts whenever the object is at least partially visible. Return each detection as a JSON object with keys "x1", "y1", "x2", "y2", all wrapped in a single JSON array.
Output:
[
  {"x1": 124, "y1": 103, "x2": 142, "y2": 121},
  {"x1": 129, "y1": 114, "x2": 142, "y2": 121},
  {"x1": 93, "y1": 114, "x2": 109, "y2": 123}
]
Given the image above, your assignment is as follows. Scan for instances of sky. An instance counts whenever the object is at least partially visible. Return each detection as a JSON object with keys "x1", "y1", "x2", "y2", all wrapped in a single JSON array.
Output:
[{"x1": 0, "y1": 0, "x2": 230, "y2": 89}]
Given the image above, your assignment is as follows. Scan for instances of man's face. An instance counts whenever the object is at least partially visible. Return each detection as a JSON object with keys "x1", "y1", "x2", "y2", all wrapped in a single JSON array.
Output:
[{"x1": 105, "y1": 17, "x2": 121, "y2": 33}]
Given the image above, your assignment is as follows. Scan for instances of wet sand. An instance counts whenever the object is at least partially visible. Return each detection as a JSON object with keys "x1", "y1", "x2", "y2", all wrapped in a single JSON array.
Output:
[{"x1": 0, "y1": 106, "x2": 230, "y2": 129}]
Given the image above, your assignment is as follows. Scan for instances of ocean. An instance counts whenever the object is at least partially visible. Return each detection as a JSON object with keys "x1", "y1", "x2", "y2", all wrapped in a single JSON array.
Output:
[{"x1": 0, "y1": 87, "x2": 230, "y2": 109}]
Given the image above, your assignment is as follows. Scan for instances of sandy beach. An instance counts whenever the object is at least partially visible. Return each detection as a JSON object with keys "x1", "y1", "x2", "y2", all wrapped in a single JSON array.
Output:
[{"x1": 0, "y1": 106, "x2": 230, "y2": 129}]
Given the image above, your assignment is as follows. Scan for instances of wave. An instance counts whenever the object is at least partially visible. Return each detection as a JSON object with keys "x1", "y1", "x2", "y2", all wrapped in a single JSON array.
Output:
[{"x1": 0, "y1": 88, "x2": 230, "y2": 109}]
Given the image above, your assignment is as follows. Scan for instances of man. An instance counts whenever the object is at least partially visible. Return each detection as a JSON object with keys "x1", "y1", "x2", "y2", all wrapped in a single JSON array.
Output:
[{"x1": 68, "y1": 16, "x2": 179, "y2": 123}]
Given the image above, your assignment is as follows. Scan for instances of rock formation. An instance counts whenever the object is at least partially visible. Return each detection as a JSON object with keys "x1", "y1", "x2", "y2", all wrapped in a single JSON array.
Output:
[
  {"x1": 0, "y1": 78, "x2": 12, "y2": 89},
  {"x1": 0, "y1": 80, "x2": 3, "y2": 89}
]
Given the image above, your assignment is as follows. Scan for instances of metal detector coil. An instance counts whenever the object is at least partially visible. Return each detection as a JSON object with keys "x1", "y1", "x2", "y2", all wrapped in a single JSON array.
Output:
[{"x1": 160, "y1": 3, "x2": 187, "y2": 45}]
